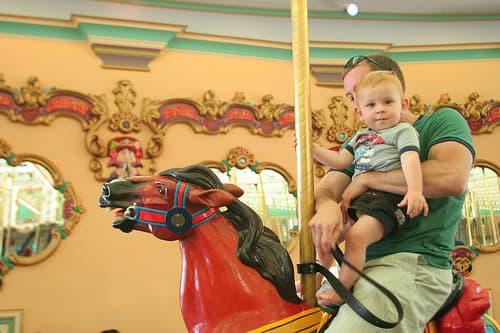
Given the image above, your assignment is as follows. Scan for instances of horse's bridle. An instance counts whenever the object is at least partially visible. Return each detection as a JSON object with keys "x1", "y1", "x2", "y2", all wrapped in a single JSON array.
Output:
[{"x1": 124, "y1": 180, "x2": 220, "y2": 234}]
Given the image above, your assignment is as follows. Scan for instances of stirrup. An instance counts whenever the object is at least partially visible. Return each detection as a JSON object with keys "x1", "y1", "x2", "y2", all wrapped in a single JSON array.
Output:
[{"x1": 318, "y1": 303, "x2": 340, "y2": 316}]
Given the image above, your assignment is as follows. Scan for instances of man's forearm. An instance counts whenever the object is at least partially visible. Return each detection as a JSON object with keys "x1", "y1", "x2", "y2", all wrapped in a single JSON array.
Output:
[
  {"x1": 310, "y1": 171, "x2": 350, "y2": 267},
  {"x1": 314, "y1": 171, "x2": 350, "y2": 204}
]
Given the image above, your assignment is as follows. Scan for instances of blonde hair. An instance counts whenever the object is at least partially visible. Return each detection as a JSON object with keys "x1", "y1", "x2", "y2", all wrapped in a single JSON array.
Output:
[{"x1": 354, "y1": 70, "x2": 404, "y2": 98}]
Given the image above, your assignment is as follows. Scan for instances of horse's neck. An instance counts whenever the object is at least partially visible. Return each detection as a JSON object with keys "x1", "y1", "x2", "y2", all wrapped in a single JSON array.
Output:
[
  {"x1": 179, "y1": 216, "x2": 243, "y2": 286},
  {"x1": 179, "y1": 216, "x2": 255, "y2": 330},
  {"x1": 178, "y1": 215, "x2": 308, "y2": 332}
]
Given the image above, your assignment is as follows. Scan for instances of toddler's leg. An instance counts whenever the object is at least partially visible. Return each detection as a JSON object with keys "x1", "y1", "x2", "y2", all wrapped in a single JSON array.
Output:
[{"x1": 316, "y1": 214, "x2": 384, "y2": 305}]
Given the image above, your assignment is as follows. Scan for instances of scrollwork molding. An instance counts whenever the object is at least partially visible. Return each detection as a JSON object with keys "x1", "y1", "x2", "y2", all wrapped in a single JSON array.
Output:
[
  {"x1": 408, "y1": 92, "x2": 499, "y2": 134},
  {"x1": 142, "y1": 90, "x2": 296, "y2": 137},
  {"x1": 313, "y1": 92, "x2": 499, "y2": 177},
  {"x1": 0, "y1": 74, "x2": 498, "y2": 180}
]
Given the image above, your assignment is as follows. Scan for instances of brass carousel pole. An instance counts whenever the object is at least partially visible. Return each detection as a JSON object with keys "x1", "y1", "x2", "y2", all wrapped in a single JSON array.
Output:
[{"x1": 290, "y1": 0, "x2": 316, "y2": 306}]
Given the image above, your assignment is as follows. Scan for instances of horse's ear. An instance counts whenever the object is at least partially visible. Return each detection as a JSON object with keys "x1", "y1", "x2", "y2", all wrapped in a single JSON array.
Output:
[
  {"x1": 189, "y1": 188, "x2": 236, "y2": 207},
  {"x1": 223, "y1": 183, "x2": 244, "y2": 198}
]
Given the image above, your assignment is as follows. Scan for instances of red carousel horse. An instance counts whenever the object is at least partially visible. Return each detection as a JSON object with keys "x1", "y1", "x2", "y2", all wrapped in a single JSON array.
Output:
[
  {"x1": 99, "y1": 165, "x2": 318, "y2": 332},
  {"x1": 98, "y1": 164, "x2": 498, "y2": 333}
]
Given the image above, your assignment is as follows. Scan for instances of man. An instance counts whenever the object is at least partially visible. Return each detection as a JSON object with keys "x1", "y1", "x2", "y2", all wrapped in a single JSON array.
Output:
[{"x1": 309, "y1": 54, "x2": 475, "y2": 332}]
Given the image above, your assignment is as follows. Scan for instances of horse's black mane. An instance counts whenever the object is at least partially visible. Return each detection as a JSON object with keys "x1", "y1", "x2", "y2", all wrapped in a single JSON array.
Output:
[{"x1": 160, "y1": 164, "x2": 302, "y2": 304}]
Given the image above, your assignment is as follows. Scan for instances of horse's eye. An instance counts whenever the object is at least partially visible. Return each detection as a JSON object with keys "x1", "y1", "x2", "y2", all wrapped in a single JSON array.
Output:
[{"x1": 156, "y1": 184, "x2": 166, "y2": 195}]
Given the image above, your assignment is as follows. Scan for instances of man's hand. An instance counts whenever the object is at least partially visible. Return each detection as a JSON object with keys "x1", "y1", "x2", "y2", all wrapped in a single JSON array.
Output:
[
  {"x1": 309, "y1": 201, "x2": 344, "y2": 266},
  {"x1": 310, "y1": 171, "x2": 351, "y2": 267}
]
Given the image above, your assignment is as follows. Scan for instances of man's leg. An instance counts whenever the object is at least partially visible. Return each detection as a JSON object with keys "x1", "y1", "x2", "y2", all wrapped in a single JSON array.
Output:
[{"x1": 325, "y1": 252, "x2": 452, "y2": 333}]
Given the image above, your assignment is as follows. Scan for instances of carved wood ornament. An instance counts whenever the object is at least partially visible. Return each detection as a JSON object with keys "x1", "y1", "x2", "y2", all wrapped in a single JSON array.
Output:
[{"x1": 0, "y1": 74, "x2": 498, "y2": 181}]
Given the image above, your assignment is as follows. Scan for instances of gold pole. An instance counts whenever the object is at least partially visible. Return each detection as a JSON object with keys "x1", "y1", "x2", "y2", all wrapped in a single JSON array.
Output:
[{"x1": 290, "y1": 0, "x2": 316, "y2": 306}]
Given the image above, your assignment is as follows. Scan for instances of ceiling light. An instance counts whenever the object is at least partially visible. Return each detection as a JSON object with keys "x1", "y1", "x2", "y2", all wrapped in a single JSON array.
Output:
[{"x1": 346, "y1": 3, "x2": 359, "y2": 16}]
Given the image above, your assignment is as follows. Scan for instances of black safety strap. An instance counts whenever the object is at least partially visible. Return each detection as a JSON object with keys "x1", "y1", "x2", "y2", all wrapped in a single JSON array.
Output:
[{"x1": 297, "y1": 246, "x2": 404, "y2": 329}]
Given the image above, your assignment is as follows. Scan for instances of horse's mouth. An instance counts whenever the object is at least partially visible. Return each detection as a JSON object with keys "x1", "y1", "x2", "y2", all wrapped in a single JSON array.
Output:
[
  {"x1": 99, "y1": 193, "x2": 136, "y2": 233},
  {"x1": 109, "y1": 208, "x2": 136, "y2": 233}
]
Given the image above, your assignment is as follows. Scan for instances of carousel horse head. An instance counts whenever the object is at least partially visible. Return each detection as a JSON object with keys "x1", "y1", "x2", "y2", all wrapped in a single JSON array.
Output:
[{"x1": 98, "y1": 165, "x2": 245, "y2": 240}]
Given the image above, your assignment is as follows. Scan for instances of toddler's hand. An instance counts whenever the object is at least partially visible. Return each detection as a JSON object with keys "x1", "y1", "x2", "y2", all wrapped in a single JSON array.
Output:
[{"x1": 398, "y1": 190, "x2": 428, "y2": 218}]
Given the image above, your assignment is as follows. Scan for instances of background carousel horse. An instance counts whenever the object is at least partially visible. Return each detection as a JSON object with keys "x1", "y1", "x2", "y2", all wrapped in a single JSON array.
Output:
[{"x1": 98, "y1": 164, "x2": 499, "y2": 333}]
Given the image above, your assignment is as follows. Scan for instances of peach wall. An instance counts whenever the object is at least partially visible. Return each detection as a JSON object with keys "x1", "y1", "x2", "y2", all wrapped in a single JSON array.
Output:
[{"x1": 0, "y1": 35, "x2": 499, "y2": 333}]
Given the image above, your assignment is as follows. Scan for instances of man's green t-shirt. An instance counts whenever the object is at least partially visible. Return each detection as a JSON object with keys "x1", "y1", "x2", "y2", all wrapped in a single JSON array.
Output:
[{"x1": 338, "y1": 108, "x2": 475, "y2": 269}]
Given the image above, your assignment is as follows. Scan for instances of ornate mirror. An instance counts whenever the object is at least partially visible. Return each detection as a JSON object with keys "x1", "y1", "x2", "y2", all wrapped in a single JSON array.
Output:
[
  {"x1": 0, "y1": 138, "x2": 84, "y2": 283},
  {"x1": 201, "y1": 147, "x2": 298, "y2": 248},
  {"x1": 457, "y1": 160, "x2": 500, "y2": 252}
]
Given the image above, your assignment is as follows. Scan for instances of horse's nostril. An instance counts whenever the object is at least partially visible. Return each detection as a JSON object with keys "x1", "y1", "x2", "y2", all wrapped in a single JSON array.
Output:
[
  {"x1": 102, "y1": 183, "x2": 111, "y2": 197},
  {"x1": 124, "y1": 206, "x2": 136, "y2": 219}
]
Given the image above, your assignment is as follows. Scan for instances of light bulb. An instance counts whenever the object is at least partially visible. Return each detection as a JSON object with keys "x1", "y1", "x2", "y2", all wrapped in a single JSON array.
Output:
[{"x1": 347, "y1": 3, "x2": 359, "y2": 16}]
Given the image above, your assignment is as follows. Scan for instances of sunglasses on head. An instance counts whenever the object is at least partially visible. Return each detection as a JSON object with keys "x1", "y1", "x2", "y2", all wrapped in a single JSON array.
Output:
[{"x1": 344, "y1": 55, "x2": 388, "y2": 70}]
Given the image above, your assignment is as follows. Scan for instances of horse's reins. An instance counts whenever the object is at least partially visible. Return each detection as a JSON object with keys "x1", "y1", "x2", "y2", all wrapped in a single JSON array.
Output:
[
  {"x1": 124, "y1": 181, "x2": 220, "y2": 234},
  {"x1": 298, "y1": 245, "x2": 404, "y2": 329}
]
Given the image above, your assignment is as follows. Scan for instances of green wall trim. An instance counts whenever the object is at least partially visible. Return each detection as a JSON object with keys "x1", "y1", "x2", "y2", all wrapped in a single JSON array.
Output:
[
  {"x1": 168, "y1": 38, "x2": 292, "y2": 60},
  {"x1": 389, "y1": 49, "x2": 500, "y2": 62},
  {"x1": 0, "y1": 21, "x2": 84, "y2": 40},
  {"x1": 118, "y1": 0, "x2": 290, "y2": 16},
  {"x1": 78, "y1": 23, "x2": 177, "y2": 42},
  {"x1": 310, "y1": 48, "x2": 384, "y2": 59},
  {"x1": 1, "y1": 21, "x2": 499, "y2": 61},
  {"x1": 310, "y1": 48, "x2": 500, "y2": 62}
]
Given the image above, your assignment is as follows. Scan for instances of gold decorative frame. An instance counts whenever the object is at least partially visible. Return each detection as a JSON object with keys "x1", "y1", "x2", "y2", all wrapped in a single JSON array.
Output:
[
  {"x1": 312, "y1": 93, "x2": 500, "y2": 177},
  {"x1": 142, "y1": 90, "x2": 296, "y2": 138},
  {"x1": 1, "y1": 74, "x2": 498, "y2": 181},
  {"x1": 0, "y1": 138, "x2": 85, "y2": 279},
  {"x1": 408, "y1": 93, "x2": 500, "y2": 134}
]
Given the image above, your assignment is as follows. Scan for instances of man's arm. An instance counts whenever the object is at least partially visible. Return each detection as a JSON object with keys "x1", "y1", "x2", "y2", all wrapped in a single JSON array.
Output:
[
  {"x1": 309, "y1": 171, "x2": 351, "y2": 267},
  {"x1": 341, "y1": 141, "x2": 474, "y2": 208}
]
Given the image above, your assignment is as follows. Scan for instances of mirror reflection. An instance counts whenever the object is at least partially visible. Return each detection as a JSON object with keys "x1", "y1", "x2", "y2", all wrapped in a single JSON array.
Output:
[
  {"x1": 211, "y1": 167, "x2": 298, "y2": 247},
  {"x1": 201, "y1": 146, "x2": 299, "y2": 248},
  {"x1": 0, "y1": 138, "x2": 84, "y2": 283},
  {"x1": 457, "y1": 161, "x2": 500, "y2": 252},
  {"x1": 0, "y1": 158, "x2": 65, "y2": 257}
]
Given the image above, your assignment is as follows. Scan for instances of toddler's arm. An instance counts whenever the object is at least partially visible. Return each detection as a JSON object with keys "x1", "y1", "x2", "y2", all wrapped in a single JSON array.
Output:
[{"x1": 398, "y1": 150, "x2": 429, "y2": 217}]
